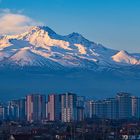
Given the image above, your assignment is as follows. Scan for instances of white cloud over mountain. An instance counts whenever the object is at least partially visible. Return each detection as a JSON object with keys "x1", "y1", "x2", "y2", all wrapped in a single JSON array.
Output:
[{"x1": 0, "y1": 9, "x2": 43, "y2": 35}]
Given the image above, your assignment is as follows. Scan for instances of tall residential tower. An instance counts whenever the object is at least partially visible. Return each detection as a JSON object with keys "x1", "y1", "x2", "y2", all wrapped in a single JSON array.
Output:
[{"x1": 26, "y1": 94, "x2": 46, "y2": 122}]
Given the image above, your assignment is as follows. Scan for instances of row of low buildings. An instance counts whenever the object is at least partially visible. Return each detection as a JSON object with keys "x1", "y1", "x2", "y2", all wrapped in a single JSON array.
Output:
[
  {"x1": 85, "y1": 93, "x2": 140, "y2": 120},
  {"x1": 0, "y1": 92, "x2": 140, "y2": 123}
]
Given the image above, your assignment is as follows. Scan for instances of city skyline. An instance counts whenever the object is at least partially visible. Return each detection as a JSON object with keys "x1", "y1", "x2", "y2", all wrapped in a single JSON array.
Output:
[
  {"x1": 0, "y1": 91, "x2": 140, "y2": 123},
  {"x1": 0, "y1": 91, "x2": 140, "y2": 139}
]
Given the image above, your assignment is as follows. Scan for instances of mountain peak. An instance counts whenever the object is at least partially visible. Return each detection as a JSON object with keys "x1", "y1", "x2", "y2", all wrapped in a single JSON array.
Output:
[
  {"x1": 112, "y1": 50, "x2": 140, "y2": 65},
  {"x1": 68, "y1": 32, "x2": 82, "y2": 37},
  {"x1": 28, "y1": 26, "x2": 56, "y2": 35},
  {"x1": 118, "y1": 50, "x2": 129, "y2": 55}
]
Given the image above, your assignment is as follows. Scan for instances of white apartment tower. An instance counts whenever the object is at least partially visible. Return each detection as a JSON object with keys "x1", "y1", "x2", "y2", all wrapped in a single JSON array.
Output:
[{"x1": 61, "y1": 93, "x2": 77, "y2": 122}]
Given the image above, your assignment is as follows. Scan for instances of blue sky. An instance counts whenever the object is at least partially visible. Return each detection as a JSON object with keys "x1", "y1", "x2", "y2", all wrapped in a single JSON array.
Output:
[{"x1": 0, "y1": 0, "x2": 140, "y2": 52}]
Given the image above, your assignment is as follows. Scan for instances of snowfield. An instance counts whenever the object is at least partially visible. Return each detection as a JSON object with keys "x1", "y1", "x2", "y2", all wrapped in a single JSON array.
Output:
[{"x1": 0, "y1": 26, "x2": 140, "y2": 70}]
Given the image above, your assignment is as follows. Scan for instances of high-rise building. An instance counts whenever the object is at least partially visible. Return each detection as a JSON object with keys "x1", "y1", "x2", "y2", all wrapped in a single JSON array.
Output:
[
  {"x1": 19, "y1": 98, "x2": 26, "y2": 121},
  {"x1": 85, "y1": 100, "x2": 94, "y2": 118},
  {"x1": 0, "y1": 104, "x2": 8, "y2": 120},
  {"x1": 7, "y1": 100, "x2": 19, "y2": 121},
  {"x1": 61, "y1": 93, "x2": 77, "y2": 122},
  {"x1": 26, "y1": 94, "x2": 46, "y2": 123},
  {"x1": 77, "y1": 107, "x2": 84, "y2": 121},
  {"x1": 47, "y1": 94, "x2": 61, "y2": 121},
  {"x1": 131, "y1": 96, "x2": 140, "y2": 119},
  {"x1": 76, "y1": 96, "x2": 85, "y2": 121},
  {"x1": 104, "y1": 98, "x2": 118, "y2": 120},
  {"x1": 77, "y1": 96, "x2": 85, "y2": 108},
  {"x1": 0, "y1": 105, "x2": 4, "y2": 120},
  {"x1": 93, "y1": 100, "x2": 106, "y2": 119},
  {"x1": 116, "y1": 93, "x2": 132, "y2": 119},
  {"x1": 85, "y1": 98, "x2": 118, "y2": 120}
]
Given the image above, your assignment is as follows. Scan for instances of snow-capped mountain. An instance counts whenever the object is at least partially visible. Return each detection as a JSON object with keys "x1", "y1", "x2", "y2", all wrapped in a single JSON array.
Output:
[
  {"x1": 1, "y1": 26, "x2": 140, "y2": 99},
  {"x1": 112, "y1": 50, "x2": 140, "y2": 65},
  {"x1": 0, "y1": 26, "x2": 140, "y2": 70}
]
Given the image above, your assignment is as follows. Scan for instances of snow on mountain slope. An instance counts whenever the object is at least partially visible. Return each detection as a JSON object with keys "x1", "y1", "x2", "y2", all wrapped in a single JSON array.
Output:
[
  {"x1": 10, "y1": 48, "x2": 47, "y2": 66},
  {"x1": 112, "y1": 50, "x2": 140, "y2": 65},
  {"x1": 0, "y1": 26, "x2": 140, "y2": 70},
  {"x1": 0, "y1": 50, "x2": 12, "y2": 61},
  {"x1": 0, "y1": 37, "x2": 12, "y2": 49},
  {"x1": 74, "y1": 44, "x2": 87, "y2": 54},
  {"x1": 1, "y1": 47, "x2": 63, "y2": 70}
]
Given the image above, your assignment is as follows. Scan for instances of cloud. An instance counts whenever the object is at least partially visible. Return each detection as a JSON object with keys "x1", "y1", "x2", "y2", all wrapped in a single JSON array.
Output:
[{"x1": 0, "y1": 9, "x2": 44, "y2": 35}]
